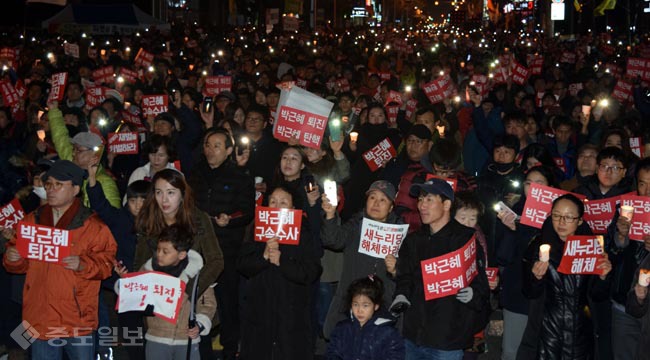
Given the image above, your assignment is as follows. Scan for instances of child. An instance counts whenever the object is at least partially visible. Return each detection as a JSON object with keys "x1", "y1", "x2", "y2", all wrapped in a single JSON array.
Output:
[
  {"x1": 325, "y1": 276, "x2": 404, "y2": 360},
  {"x1": 119, "y1": 224, "x2": 217, "y2": 360}
]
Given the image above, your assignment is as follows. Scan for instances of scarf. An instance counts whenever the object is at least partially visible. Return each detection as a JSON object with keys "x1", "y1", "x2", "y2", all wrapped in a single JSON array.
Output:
[
  {"x1": 39, "y1": 198, "x2": 82, "y2": 229},
  {"x1": 151, "y1": 256, "x2": 189, "y2": 278}
]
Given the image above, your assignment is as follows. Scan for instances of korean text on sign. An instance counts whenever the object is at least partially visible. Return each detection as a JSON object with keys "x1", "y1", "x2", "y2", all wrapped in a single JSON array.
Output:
[
  {"x1": 363, "y1": 138, "x2": 397, "y2": 172},
  {"x1": 254, "y1": 206, "x2": 302, "y2": 245},
  {"x1": 15, "y1": 221, "x2": 70, "y2": 264},
  {"x1": 557, "y1": 236, "x2": 606, "y2": 275},
  {"x1": 274, "y1": 105, "x2": 327, "y2": 149},
  {"x1": 117, "y1": 271, "x2": 186, "y2": 324},
  {"x1": 141, "y1": 95, "x2": 169, "y2": 117},
  {"x1": 47, "y1": 72, "x2": 68, "y2": 102},
  {"x1": 204, "y1": 76, "x2": 232, "y2": 96},
  {"x1": 0, "y1": 81, "x2": 20, "y2": 107},
  {"x1": 420, "y1": 236, "x2": 479, "y2": 301},
  {"x1": 108, "y1": 132, "x2": 139, "y2": 155},
  {"x1": 0, "y1": 199, "x2": 25, "y2": 229},
  {"x1": 583, "y1": 197, "x2": 618, "y2": 234},
  {"x1": 620, "y1": 194, "x2": 650, "y2": 241},
  {"x1": 357, "y1": 218, "x2": 409, "y2": 259},
  {"x1": 520, "y1": 183, "x2": 585, "y2": 229}
]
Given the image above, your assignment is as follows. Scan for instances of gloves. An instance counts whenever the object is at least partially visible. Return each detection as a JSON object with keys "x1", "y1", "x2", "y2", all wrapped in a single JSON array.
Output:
[
  {"x1": 389, "y1": 294, "x2": 411, "y2": 316},
  {"x1": 456, "y1": 287, "x2": 474, "y2": 304}
]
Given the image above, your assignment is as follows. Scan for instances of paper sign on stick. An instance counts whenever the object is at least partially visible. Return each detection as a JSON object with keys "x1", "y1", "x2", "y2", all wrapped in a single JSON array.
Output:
[
  {"x1": 117, "y1": 271, "x2": 185, "y2": 324},
  {"x1": 358, "y1": 218, "x2": 409, "y2": 259},
  {"x1": 273, "y1": 86, "x2": 334, "y2": 149},
  {"x1": 421, "y1": 236, "x2": 479, "y2": 301},
  {"x1": 15, "y1": 221, "x2": 70, "y2": 264},
  {"x1": 254, "y1": 206, "x2": 302, "y2": 245},
  {"x1": 557, "y1": 236, "x2": 606, "y2": 275}
]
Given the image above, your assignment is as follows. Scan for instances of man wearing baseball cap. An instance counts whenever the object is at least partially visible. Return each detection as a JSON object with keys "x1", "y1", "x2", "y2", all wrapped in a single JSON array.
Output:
[
  {"x1": 3, "y1": 160, "x2": 117, "y2": 360},
  {"x1": 390, "y1": 178, "x2": 490, "y2": 359},
  {"x1": 47, "y1": 101, "x2": 121, "y2": 208}
]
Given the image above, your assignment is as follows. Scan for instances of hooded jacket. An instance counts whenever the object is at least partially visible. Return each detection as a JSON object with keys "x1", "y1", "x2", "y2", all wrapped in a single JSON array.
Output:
[{"x1": 326, "y1": 314, "x2": 405, "y2": 360}]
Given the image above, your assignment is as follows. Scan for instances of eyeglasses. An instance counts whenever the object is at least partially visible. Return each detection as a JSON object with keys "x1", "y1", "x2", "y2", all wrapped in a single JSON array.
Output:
[
  {"x1": 551, "y1": 213, "x2": 580, "y2": 223},
  {"x1": 44, "y1": 181, "x2": 73, "y2": 191},
  {"x1": 72, "y1": 146, "x2": 93, "y2": 154},
  {"x1": 598, "y1": 164, "x2": 625, "y2": 173}
]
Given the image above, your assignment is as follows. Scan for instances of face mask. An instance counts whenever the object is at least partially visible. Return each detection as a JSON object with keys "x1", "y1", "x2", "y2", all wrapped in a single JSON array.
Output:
[
  {"x1": 33, "y1": 186, "x2": 47, "y2": 200},
  {"x1": 493, "y1": 162, "x2": 515, "y2": 173}
]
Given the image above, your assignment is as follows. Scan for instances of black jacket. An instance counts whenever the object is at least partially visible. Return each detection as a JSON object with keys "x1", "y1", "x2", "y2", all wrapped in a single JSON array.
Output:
[
  {"x1": 517, "y1": 219, "x2": 611, "y2": 360},
  {"x1": 625, "y1": 253, "x2": 650, "y2": 360},
  {"x1": 237, "y1": 221, "x2": 322, "y2": 360},
  {"x1": 394, "y1": 219, "x2": 490, "y2": 350},
  {"x1": 189, "y1": 158, "x2": 255, "y2": 256},
  {"x1": 244, "y1": 132, "x2": 283, "y2": 186},
  {"x1": 573, "y1": 175, "x2": 633, "y2": 201}
]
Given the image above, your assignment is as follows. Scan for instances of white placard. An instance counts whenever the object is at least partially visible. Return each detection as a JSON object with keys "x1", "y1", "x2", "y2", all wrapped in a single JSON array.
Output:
[{"x1": 358, "y1": 218, "x2": 409, "y2": 259}]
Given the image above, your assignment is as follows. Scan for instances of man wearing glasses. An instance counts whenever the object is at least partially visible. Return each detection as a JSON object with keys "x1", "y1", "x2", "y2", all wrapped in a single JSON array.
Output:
[
  {"x1": 242, "y1": 104, "x2": 282, "y2": 194},
  {"x1": 3, "y1": 160, "x2": 116, "y2": 360},
  {"x1": 574, "y1": 146, "x2": 633, "y2": 360}
]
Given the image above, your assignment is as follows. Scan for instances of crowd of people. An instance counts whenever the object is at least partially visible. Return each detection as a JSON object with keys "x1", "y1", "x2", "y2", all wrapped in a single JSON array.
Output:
[{"x1": 0, "y1": 18, "x2": 649, "y2": 360}]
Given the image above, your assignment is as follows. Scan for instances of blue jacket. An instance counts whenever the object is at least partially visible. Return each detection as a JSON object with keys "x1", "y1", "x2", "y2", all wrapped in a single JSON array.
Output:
[{"x1": 326, "y1": 315, "x2": 404, "y2": 360}]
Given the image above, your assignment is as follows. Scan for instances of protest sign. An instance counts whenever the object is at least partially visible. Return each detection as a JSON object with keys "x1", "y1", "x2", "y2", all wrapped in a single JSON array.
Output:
[
  {"x1": 511, "y1": 61, "x2": 529, "y2": 85},
  {"x1": 0, "y1": 199, "x2": 25, "y2": 229},
  {"x1": 121, "y1": 108, "x2": 146, "y2": 132},
  {"x1": 117, "y1": 271, "x2": 185, "y2": 324},
  {"x1": 63, "y1": 43, "x2": 79, "y2": 58},
  {"x1": 557, "y1": 236, "x2": 606, "y2": 275},
  {"x1": 520, "y1": 183, "x2": 585, "y2": 229},
  {"x1": 0, "y1": 81, "x2": 20, "y2": 107},
  {"x1": 134, "y1": 48, "x2": 154, "y2": 69},
  {"x1": 422, "y1": 75, "x2": 453, "y2": 104},
  {"x1": 485, "y1": 267, "x2": 499, "y2": 284},
  {"x1": 421, "y1": 236, "x2": 478, "y2": 301},
  {"x1": 612, "y1": 80, "x2": 633, "y2": 104},
  {"x1": 362, "y1": 138, "x2": 397, "y2": 172},
  {"x1": 619, "y1": 194, "x2": 650, "y2": 241},
  {"x1": 254, "y1": 206, "x2": 302, "y2": 245},
  {"x1": 47, "y1": 72, "x2": 68, "y2": 102},
  {"x1": 358, "y1": 218, "x2": 409, "y2": 259},
  {"x1": 583, "y1": 197, "x2": 618, "y2": 234},
  {"x1": 16, "y1": 221, "x2": 70, "y2": 264},
  {"x1": 92, "y1": 66, "x2": 114, "y2": 85},
  {"x1": 204, "y1": 76, "x2": 232, "y2": 96},
  {"x1": 273, "y1": 86, "x2": 334, "y2": 149},
  {"x1": 630, "y1": 137, "x2": 644, "y2": 158},
  {"x1": 108, "y1": 132, "x2": 139, "y2": 155},
  {"x1": 142, "y1": 95, "x2": 169, "y2": 117}
]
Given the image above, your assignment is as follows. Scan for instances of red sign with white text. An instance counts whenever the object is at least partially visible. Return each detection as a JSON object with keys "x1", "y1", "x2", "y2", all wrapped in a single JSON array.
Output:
[
  {"x1": 363, "y1": 138, "x2": 397, "y2": 172},
  {"x1": 529, "y1": 56, "x2": 544, "y2": 75},
  {"x1": 422, "y1": 75, "x2": 453, "y2": 104},
  {"x1": 385, "y1": 104, "x2": 399, "y2": 127},
  {"x1": 121, "y1": 109, "x2": 146, "y2": 132},
  {"x1": 485, "y1": 267, "x2": 498, "y2": 284},
  {"x1": 204, "y1": 76, "x2": 232, "y2": 96},
  {"x1": 583, "y1": 197, "x2": 618, "y2": 234},
  {"x1": 134, "y1": 48, "x2": 154, "y2": 69},
  {"x1": 385, "y1": 91, "x2": 403, "y2": 106},
  {"x1": 92, "y1": 66, "x2": 114, "y2": 85},
  {"x1": 274, "y1": 105, "x2": 327, "y2": 149},
  {"x1": 142, "y1": 95, "x2": 169, "y2": 117},
  {"x1": 626, "y1": 58, "x2": 650, "y2": 82},
  {"x1": 16, "y1": 221, "x2": 71, "y2": 264},
  {"x1": 108, "y1": 132, "x2": 139, "y2": 154},
  {"x1": 119, "y1": 68, "x2": 139, "y2": 84},
  {"x1": 630, "y1": 137, "x2": 643, "y2": 158},
  {"x1": 521, "y1": 183, "x2": 585, "y2": 229},
  {"x1": 85, "y1": 86, "x2": 107, "y2": 110},
  {"x1": 612, "y1": 80, "x2": 633, "y2": 104},
  {"x1": 620, "y1": 194, "x2": 650, "y2": 241},
  {"x1": 253, "y1": 206, "x2": 302, "y2": 245},
  {"x1": 421, "y1": 236, "x2": 478, "y2": 301},
  {"x1": 557, "y1": 236, "x2": 606, "y2": 275},
  {"x1": 63, "y1": 43, "x2": 79, "y2": 58},
  {"x1": 0, "y1": 81, "x2": 20, "y2": 107},
  {"x1": 511, "y1": 61, "x2": 529, "y2": 85},
  {"x1": 0, "y1": 199, "x2": 25, "y2": 229},
  {"x1": 47, "y1": 72, "x2": 68, "y2": 103}
]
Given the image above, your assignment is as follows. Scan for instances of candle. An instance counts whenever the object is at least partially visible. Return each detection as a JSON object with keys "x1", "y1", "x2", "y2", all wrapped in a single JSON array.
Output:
[
  {"x1": 596, "y1": 236, "x2": 604, "y2": 251},
  {"x1": 254, "y1": 177, "x2": 263, "y2": 185},
  {"x1": 639, "y1": 269, "x2": 650, "y2": 287},
  {"x1": 620, "y1": 205, "x2": 634, "y2": 220},
  {"x1": 349, "y1": 132, "x2": 359, "y2": 143},
  {"x1": 539, "y1": 244, "x2": 551, "y2": 262},
  {"x1": 37, "y1": 130, "x2": 46, "y2": 141},
  {"x1": 581, "y1": 105, "x2": 591, "y2": 118}
]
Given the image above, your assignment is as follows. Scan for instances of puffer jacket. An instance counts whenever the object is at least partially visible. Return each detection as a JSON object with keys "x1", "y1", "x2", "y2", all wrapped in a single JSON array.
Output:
[
  {"x1": 3, "y1": 201, "x2": 117, "y2": 339},
  {"x1": 321, "y1": 211, "x2": 403, "y2": 338},
  {"x1": 48, "y1": 108, "x2": 122, "y2": 209},
  {"x1": 139, "y1": 250, "x2": 217, "y2": 345},
  {"x1": 326, "y1": 314, "x2": 405, "y2": 360},
  {"x1": 517, "y1": 219, "x2": 611, "y2": 360},
  {"x1": 625, "y1": 253, "x2": 650, "y2": 360}
]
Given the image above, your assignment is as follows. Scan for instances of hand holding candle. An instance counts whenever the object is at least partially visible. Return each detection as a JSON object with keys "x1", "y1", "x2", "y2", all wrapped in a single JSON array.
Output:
[
  {"x1": 620, "y1": 205, "x2": 634, "y2": 220},
  {"x1": 539, "y1": 244, "x2": 551, "y2": 262},
  {"x1": 349, "y1": 131, "x2": 358, "y2": 143},
  {"x1": 639, "y1": 269, "x2": 650, "y2": 287},
  {"x1": 37, "y1": 130, "x2": 46, "y2": 141}
]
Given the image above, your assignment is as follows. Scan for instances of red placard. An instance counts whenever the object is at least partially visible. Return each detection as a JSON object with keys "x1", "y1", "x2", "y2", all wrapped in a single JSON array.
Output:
[
  {"x1": 557, "y1": 236, "x2": 606, "y2": 275},
  {"x1": 0, "y1": 47, "x2": 16, "y2": 68},
  {"x1": 253, "y1": 206, "x2": 302, "y2": 245},
  {"x1": 612, "y1": 80, "x2": 633, "y2": 104},
  {"x1": 47, "y1": 72, "x2": 68, "y2": 102},
  {"x1": 626, "y1": 58, "x2": 650, "y2": 82},
  {"x1": 63, "y1": 43, "x2": 79, "y2": 58},
  {"x1": 337, "y1": 78, "x2": 350, "y2": 92},
  {"x1": 529, "y1": 56, "x2": 544, "y2": 75},
  {"x1": 422, "y1": 75, "x2": 453, "y2": 104},
  {"x1": 485, "y1": 267, "x2": 499, "y2": 284},
  {"x1": 385, "y1": 90, "x2": 403, "y2": 106},
  {"x1": 405, "y1": 99, "x2": 418, "y2": 119},
  {"x1": 520, "y1": 183, "x2": 585, "y2": 229},
  {"x1": 119, "y1": 68, "x2": 139, "y2": 84},
  {"x1": 425, "y1": 174, "x2": 458, "y2": 192},
  {"x1": 142, "y1": 95, "x2": 169, "y2": 117},
  {"x1": 134, "y1": 48, "x2": 154, "y2": 69},
  {"x1": 15, "y1": 221, "x2": 71, "y2": 264},
  {"x1": 0, "y1": 81, "x2": 20, "y2": 107},
  {"x1": 121, "y1": 108, "x2": 146, "y2": 132},
  {"x1": 274, "y1": 105, "x2": 327, "y2": 149},
  {"x1": 619, "y1": 194, "x2": 650, "y2": 241},
  {"x1": 14, "y1": 80, "x2": 26, "y2": 99},
  {"x1": 583, "y1": 197, "x2": 618, "y2": 234},
  {"x1": 421, "y1": 236, "x2": 478, "y2": 301},
  {"x1": 203, "y1": 76, "x2": 232, "y2": 96},
  {"x1": 108, "y1": 132, "x2": 139, "y2": 155},
  {"x1": 362, "y1": 138, "x2": 397, "y2": 172},
  {"x1": 0, "y1": 199, "x2": 25, "y2": 229},
  {"x1": 605, "y1": 63, "x2": 622, "y2": 79},
  {"x1": 85, "y1": 86, "x2": 107, "y2": 110},
  {"x1": 511, "y1": 61, "x2": 529, "y2": 86},
  {"x1": 385, "y1": 104, "x2": 399, "y2": 127},
  {"x1": 630, "y1": 137, "x2": 643, "y2": 158},
  {"x1": 92, "y1": 66, "x2": 114, "y2": 85},
  {"x1": 471, "y1": 74, "x2": 488, "y2": 96}
]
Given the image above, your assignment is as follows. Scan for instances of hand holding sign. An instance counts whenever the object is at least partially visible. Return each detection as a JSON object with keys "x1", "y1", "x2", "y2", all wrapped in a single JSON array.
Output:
[
  {"x1": 62, "y1": 255, "x2": 84, "y2": 272},
  {"x1": 385, "y1": 254, "x2": 397, "y2": 276},
  {"x1": 5, "y1": 247, "x2": 21, "y2": 262},
  {"x1": 532, "y1": 260, "x2": 550, "y2": 280}
]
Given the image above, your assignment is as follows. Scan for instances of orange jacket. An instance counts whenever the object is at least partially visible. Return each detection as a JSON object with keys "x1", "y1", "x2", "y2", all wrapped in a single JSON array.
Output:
[{"x1": 3, "y1": 206, "x2": 117, "y2": 339}]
